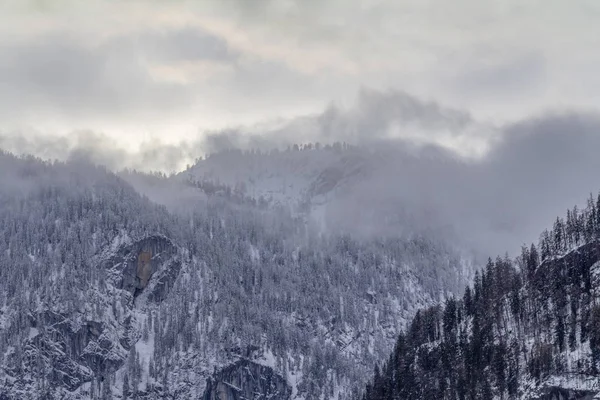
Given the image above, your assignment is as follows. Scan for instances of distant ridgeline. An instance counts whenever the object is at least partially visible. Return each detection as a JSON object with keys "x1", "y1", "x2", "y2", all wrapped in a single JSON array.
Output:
[{"x1": 362, "y1": 194, "x2": 600, "y2": 400}]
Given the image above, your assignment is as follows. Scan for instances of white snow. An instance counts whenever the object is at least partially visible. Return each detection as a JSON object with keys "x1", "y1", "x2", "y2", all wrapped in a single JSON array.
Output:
[{"x1": 28, "y1": 327, "x2": 39, "y2": 339}]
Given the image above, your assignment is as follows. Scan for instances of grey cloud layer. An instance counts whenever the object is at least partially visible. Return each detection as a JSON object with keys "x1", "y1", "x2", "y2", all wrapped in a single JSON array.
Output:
[
  {"x1": 0, "y1": 33, "x2": 193, "y2": 122},
  {"x1": 1, "y1": 0, "x2": 599, "y2": 134},
  {"x1": 311, "y1": 109, "x2": 600, "y2": 256},
  {"x1": 140, "y1": 27, "x2": 235, "y2": 63}
]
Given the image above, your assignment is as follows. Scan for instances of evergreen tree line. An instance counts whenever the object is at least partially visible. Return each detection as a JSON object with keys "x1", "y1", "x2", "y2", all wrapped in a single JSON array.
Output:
[{"x1": 362, "y1": 193, "x2": 600, "y2": 400}]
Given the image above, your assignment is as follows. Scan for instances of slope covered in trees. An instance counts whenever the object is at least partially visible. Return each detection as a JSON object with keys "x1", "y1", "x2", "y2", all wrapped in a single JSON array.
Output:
[
  {"x1": 362, "y1": 194, "x2": 600, "y2": 399},
  {"x1": 0, "y1": 151, "x2": 472, "y2": 399}
]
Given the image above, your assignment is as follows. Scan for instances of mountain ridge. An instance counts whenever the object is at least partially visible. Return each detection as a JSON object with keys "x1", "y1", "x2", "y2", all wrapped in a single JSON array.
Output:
[
  {"x1": 0, "y1": 150, "x2": 471, "y2": 399},
  {"x1": 361, "y1": 194, "x2": 600, "y2": 399}
]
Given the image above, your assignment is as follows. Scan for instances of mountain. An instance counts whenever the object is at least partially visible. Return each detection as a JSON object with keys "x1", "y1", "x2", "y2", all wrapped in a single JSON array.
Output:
[
  {"x1": 0, "y1": 150, "x2": 472, "y2": 399},
  {"x1": 181, "y1": 144, "x2": 358, "y2": 202},
  {"x1": 361, "y1": 195, "x2": 600, "y2": 399},
  {"x1": 178, "y1": 143, "x2": 478, "y2": 247},
  {"x1": 179, "y1": 144, "x2": 372, "y2": 221}
]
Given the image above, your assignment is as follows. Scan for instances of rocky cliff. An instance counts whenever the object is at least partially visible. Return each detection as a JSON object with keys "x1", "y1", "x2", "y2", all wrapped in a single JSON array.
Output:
[
  {"x1": 0, "y1": 235, "x2": 183, "y2": 399},
  {"x1": 203, "y1": 360, "x2": 291, "y2": 400}
]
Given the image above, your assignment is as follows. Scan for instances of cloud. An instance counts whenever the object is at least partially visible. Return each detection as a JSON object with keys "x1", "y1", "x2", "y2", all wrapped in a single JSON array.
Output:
[
  {"x1": 1, "y1": 0, "x2": 599, "y2": 140},
  {"x1": 1, "y1": 0, "x2": 599, "y2": 258},
  {"x1": 0, "y1": 88, "x2": 488, "y2": 171},
  {"x1": 0, "y1": 32, "x2": 195, "y2": 127},
  {"x1": 0, "y1": 130, "x2": 198, "y2": 173},
  {"x1": 451, "y1": 51, "x2": 547, "y2": 100},
  {"x1": 3, "y1": 88, "x2": 600, "y2": 258},
  {"x1": 311, "y1": 110, "x2": 600, "y2": 256},
  {"x1": 189, "y1": 96, "x2": 600, "y2": 257},
  {"x1": 195, "y1": 88, "x2": 494, "y2": 157},
  {"x1": 481, "y1": 112, "x2": 600, "y2": 241},
  {"x1": 138, "y1": 26, "x2": 235, "y2": 63}
]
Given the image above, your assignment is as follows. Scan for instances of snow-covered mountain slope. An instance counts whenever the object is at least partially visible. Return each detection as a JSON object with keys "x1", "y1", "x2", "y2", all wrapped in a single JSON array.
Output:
[
  {"x1": 179, "y1": 144, "x2": 371, "y2": 214},
  {"x1": 362, "y1": 195, "x2": 600, "y2": 400},
  {"x1": 0, "y1": 151, "x2": 473, "y2": 399},
  {"x1": 177, "y1": 144, "x2": 477, "y2": 248}
]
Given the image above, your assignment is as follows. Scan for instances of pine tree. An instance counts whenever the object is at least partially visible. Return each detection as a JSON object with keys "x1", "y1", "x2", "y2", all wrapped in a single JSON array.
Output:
[
  {"x1": 553, "y1": 217, "x2": 565, "y2": 254},
  {"x1": 122, "y1": 373, "x2": 130, "y2": 398},
  {"x1": 101, "y1": 374, "x2": 112, "y2": 400},
  {"x1": 556, "y1": 316, "x2": 566, "y2": 352},
  {"x1": 590, "y1": 305, "x2": 600, "y2": 374}
]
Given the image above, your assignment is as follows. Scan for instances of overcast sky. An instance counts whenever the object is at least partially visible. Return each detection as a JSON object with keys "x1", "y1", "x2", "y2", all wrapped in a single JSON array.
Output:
[{"x1": 1, "y1": 0, "x2": 600, "y2": 157}]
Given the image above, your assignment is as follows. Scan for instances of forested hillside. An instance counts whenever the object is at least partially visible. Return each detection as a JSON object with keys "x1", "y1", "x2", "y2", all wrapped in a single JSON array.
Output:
[
  {"x1": 0, "y1": 150, "x2": 471, "y2": 399},
  {"x1": 362, "y1": 195, "x2": 600, "y2": 399}
]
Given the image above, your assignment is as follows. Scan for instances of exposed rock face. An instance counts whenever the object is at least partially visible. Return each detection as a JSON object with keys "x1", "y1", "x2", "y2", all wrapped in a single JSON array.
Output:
[
  {"x1": 5, "y1": 311, "x2": 126, "y2": 394},
  {"x1": 137, "y1": 251, "x2": 153, "y2": 288},
  {"x1": 101, "y1": 235, "x2": 180, "y2": 301},
  {"x1": 2, "y1": 312, "x2": 128, "y2": 398},
  {"x1": 533, "y1": 240, "x2": 600, "y2": 290},
  {"x1": 1, "y1": 235, "x2": 183, "y2": 399},
  {"x1": 203, "y1": 360, "x2": 291, "y2": 400}
]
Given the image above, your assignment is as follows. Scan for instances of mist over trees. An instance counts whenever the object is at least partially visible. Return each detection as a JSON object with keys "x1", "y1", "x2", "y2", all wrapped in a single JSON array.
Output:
[
  {"x1": 4, "y1": 91, "x2": 600, "y2": 258},
  {"x1": 0, "y1": 150, "x2": 469, "y2": 399},
  {"x1": 2, "y1": 108, "x2": 600, "y2": 398},
  {"x1": 361, "y1": 191, "x2": 600, "y2": 399}
]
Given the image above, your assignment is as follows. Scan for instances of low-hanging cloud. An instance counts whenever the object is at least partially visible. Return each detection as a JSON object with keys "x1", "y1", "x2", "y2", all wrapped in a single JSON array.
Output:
[
  {"x1": 479, "y1": 112, "x2": 600, "y2": 248},
  {"x1": 198, "y1": 88, "x2": 494, "y2": 157},
  {"x1": 2, "y1": 90, "x2": 600, "y2": 257},
  {"x1": 195, "y1": 96, "x2": 600, "y2": 256},
  {"x1": 0, "y1": 89, "x2": 484, "y2": 170},
  {"x1": 0, "y1": 130, "x2": 196, "y2": 173}
]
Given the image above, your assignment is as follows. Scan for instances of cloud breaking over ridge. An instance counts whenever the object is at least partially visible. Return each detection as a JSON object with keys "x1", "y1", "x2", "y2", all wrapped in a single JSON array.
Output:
[
  {"x1": 3, "y1": 87, "x2": 600, "y2": 259},
  {"x1": 0, "y1": 89, "x2": 494, "y2": 172}
]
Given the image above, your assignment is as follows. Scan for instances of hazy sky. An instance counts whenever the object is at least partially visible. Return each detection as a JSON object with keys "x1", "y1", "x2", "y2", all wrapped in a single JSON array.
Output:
[{"x1": 1, "y1": 0, "x2": 600, "y2": 155}]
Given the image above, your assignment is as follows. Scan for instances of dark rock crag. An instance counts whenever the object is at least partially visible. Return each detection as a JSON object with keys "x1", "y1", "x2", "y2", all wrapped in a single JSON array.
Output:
[
  {"x1": 203, "y1": 359, "x2": 291, "y2": 400},
  {"x1": 101, "y1": 234, "x2": 180, "y2": 301}
]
